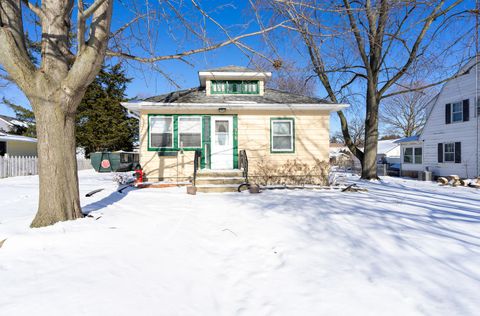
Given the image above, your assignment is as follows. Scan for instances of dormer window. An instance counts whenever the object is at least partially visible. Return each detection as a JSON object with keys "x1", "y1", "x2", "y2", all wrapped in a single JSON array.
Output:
[{"x1": 211, "y1": 80, "x2": 259, "y2": 95}]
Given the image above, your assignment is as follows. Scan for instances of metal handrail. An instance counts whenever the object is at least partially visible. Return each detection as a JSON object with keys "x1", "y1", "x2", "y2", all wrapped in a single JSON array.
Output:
[
  {"x1": 193, "y1": 150, "x2": 202, "y2": 186},
  {"x1": 239, "y1": 149, "x2": 248, "y2": 183}
]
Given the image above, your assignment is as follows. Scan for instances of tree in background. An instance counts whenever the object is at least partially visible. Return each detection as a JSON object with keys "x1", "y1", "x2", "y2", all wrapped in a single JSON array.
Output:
[
  {"x1": 252, "y1": 58, "x2": 316, "y2": 96},
  {"x1": 76, "y1": 64, "x2": 137, "y2": 157},
  {"x1": 2, "y1": 98, "x2": 36, "y2": 137},
  {"x1": 380, "y1": 85, "x2": 436, "y2": 137},
  {"x1": 265, "y1": 0, "x2": 471, "y2": 179}
]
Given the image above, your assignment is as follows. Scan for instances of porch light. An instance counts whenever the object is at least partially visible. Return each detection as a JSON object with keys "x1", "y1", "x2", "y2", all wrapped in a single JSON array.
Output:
[{"x1": 218, "y1": 107, "x2": 227, "y2": 113}]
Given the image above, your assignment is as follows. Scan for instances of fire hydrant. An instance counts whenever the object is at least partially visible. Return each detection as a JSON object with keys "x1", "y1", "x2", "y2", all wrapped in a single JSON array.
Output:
[{"x1": 134, "y1": 167, "x2": 144, "y2": 185}]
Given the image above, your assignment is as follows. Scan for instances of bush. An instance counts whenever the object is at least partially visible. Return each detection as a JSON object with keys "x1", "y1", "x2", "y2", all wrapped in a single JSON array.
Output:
[{"x1": 253, "y1": 158, "x2": 329, "y2": 186}]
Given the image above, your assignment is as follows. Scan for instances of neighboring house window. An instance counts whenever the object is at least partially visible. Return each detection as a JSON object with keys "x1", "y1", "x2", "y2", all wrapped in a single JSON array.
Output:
[
  {"x1": 445, "y1": 99, "x2": 469, "y2": 124},
  {"x1": 150, "y1": 116, "x2": 173, "y2": 148},
  {"x1": 178, "y1": 116, "x2": 202, "y2": 148},
  {"x1": 0, "y1": 141, "x2": 6, "y2": 156},
  {"x1": 477, "y1": 97, "x2": 480, "y2": 116},
  {"x1": 438, "y1": 142, "x2": 461, "y2": 163},
  {"x1": 414, "y1": 147, "x2": 422, "y2": 164},
  {"x1": 451, "y1": 102, "x2": 463, "y2": 122},
  {"x1": 211, "y1": 80, "x2": 259, "y2": 94},
  {"x1": 444, "y1": 143, "x2": 455, "y2": 162},
  {"x1": 403, "y1": 147, "x2": 422, "y2": 164},
  {"x1": 403, "y1": 148, "x2": 413, "y2": 163},
  {"x1": 271, "y1": 118, "x2": 295, "y2": 153}
]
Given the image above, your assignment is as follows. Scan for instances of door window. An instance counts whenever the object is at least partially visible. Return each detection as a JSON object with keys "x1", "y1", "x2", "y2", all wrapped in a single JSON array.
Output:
[{"x1": 215, "y1": 120, "x2": 229, "y2": 145}]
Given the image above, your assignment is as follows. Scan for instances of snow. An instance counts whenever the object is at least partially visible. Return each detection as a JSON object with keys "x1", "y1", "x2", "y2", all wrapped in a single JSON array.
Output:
[{"x1": 1, "y1": 170, "x2": 480, "y2": 315}]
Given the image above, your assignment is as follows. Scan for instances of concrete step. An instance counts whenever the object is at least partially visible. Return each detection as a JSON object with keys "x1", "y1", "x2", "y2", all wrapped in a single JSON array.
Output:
[
  {"x1": 197, "y1": 169, "x2": 243, "y2": 178},
  {"x1": 195, "y1": 184, "x2": 240, "y2": 193},
  {"x1": 195, "y1": 177, "x2": 245, "y2": 186}
]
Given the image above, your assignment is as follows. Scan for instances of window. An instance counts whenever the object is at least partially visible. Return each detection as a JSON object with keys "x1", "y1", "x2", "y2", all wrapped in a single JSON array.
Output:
[
  {"x1": 215, "y1": 120, "x2": 229, "y2": 146},
  {"x1": 403, "y1": 147, "x2": 413, "y2": 163},
  {"x1": 271, "y1": 118, "x2": 294, "y2": 153},
  {"x1": 414, "y1": 147, "x2": 422, "y2": 164},
  {"x1": 150, "y1": 116, "x2": 173, "y2": 148},
  {"x1": 403, "y1": 147, "x2": 422, "y2": 164},
  {"x1": 477, "y1": 97, "x2": 480, "y2": 117},
  {"x1": 444, "y1": 143, "x2": 455, "y2": 162},
  {"x1": 178, "y1": 117, "x2": 202, "y2": 148},
  {"x1": 211, "y1": 80, "x2": 259, "y2": 94},
  {"x1": 452, "y1": 101, "x2": 463, "y2": 122}
]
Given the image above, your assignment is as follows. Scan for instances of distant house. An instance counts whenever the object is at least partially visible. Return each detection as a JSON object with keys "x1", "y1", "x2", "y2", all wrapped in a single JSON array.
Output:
[
  {"x1": 0, "y1": 114, "x2": 29, "y2": 134},
  {"x1": 376, "y1": 139, "x2": 400, "y2": 164},
  {"x1": 0, "y1": 132, "x2": 37, "y2": 157},
  {"x1": 398, "y1": 57, "x2": 480, "y2": 178},
  {"x1": 122, "y1": 66, "x2": 348, "y2": 190}
]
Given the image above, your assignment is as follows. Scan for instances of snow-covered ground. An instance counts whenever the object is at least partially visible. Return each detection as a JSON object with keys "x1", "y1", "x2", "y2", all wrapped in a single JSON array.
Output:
[{"x1": 1, "y1": 170, "x2": 480, "y2": 316}]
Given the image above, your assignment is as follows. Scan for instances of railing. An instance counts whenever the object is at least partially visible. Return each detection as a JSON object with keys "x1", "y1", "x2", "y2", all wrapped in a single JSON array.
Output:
[
  {"x1": 239, "y1": 149, "x2": 248, "y2": 183},
  {"x1": 193, "y1": 150, "x2": 202, "y2": 186}
]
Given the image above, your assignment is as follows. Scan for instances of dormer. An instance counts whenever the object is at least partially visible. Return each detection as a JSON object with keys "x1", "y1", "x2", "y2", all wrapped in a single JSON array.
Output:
[{"x1": 198, "y1": 66, "x2": 272, "y2": 96}]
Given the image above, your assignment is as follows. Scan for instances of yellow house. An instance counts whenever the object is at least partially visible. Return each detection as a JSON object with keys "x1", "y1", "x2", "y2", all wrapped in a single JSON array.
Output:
[
  {"x1": 0, "y1": 132, "x2": 37, "y2": 157},
  {"x1": 122, "y1": 66, "x2": 348, "y2": 192}
]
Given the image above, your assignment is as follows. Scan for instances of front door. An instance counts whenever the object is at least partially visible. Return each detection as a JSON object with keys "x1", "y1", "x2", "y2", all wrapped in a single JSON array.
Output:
[{"x1": 211, "y1": 116, "x2": 233, "y2": 169}]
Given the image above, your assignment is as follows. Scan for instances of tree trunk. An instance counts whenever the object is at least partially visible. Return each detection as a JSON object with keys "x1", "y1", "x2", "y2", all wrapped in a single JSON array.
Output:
[
  {"x1": 361, "y1": 88, "x2": 380, "y2": 180},
  {"x1": 30, "y1": 95, "x2": 83, "y2": 227}
]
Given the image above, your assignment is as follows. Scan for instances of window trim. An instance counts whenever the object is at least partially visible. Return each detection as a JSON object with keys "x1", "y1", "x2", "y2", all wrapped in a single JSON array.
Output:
[
  {"x1": 444, "y1": 142, "x2": 455, "y2": 163},
  {"x1": 177, "y1": 116, "x2": 203, "y2": 149},
  {"x1": 210, "y1": 80, "x2": 260, "y2": 95},
  {"x1": 402, "y1": 146, "x2": 423, "y2": 164},
  {"x1": 149, "y1": 115, "x2": 174, "y2": 149},
  {"x1": 270, "y1": 118, "x2": 295, "y2": 153}
]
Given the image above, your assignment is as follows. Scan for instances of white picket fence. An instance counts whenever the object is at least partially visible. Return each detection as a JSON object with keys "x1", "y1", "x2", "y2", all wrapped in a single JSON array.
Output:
[{"x1": 0, "y1": 155, "x2": 92, "y2": 179}]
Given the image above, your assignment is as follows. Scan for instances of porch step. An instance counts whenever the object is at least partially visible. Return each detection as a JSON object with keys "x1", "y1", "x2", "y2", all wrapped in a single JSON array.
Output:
[
  {"x1": 196, "y1": 169, "x2": 243, "y2": 178},
  {"x1": 195, "y1": 177, "x2": 245, "y2": 186},
  {"x1": 195, "y1": 184, "x2": 240, "y2": 193}
]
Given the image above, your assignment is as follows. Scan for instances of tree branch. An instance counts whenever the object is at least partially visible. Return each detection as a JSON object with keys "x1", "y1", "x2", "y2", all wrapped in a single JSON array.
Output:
[{"x1": 105, "y1": 22, "x2": 286, "y2": 63}]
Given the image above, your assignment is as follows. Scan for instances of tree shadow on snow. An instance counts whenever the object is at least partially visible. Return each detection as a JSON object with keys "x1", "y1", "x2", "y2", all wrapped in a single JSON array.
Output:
[{"x1": 82, "y1": 186, "x2": 135, "y2": 215}]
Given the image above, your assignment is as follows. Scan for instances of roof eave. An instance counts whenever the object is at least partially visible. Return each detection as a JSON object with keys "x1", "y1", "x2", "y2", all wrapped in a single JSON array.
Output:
[{"x1": 121, "y1": 102, "x2": 348, "y2": 115}]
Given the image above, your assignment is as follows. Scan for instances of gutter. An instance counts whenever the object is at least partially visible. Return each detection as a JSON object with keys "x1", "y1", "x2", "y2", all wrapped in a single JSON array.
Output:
[{"x1": 121, "y1": 102, "x2": 349, "y2": 115}]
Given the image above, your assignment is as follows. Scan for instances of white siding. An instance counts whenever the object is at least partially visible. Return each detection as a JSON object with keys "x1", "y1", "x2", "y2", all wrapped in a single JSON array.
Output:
[{"x1": 420, "y1": 59, "x2": 480, "y2": 178}]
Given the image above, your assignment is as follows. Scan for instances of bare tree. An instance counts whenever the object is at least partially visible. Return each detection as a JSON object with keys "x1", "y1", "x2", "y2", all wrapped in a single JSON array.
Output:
[
  {"x1": 0, "y1": 1, "x2": 284, "y2": 227},
  {"x1": 251, "y1": 58, "x2": 317, "y2": 96},
  {"x1": 334, "y1": 116, "x2": 365, "y2": 147},
  {"x1": 380, "y1": 84, "x2": 436, "y2": 137},
  {"x1": 265, "y1": 0, "x2": 472, "y2": 179}
]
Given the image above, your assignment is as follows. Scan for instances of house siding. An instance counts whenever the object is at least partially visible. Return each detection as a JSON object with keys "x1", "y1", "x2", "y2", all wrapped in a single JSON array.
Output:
[
  {"x1": 138, "y1": 109, "x2": 330, "y2": 181},
  {"x1": 5, "y1": 141, "x2": 37, "y2": 156},
  {"x1": 419, "y1": 59, "x2": 480, "y2": 178}
]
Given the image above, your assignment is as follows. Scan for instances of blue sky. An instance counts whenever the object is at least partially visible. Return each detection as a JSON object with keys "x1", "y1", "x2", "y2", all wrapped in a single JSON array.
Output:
[{"x1": 0, "y1": 0, "x2": 476, "y2": 136}]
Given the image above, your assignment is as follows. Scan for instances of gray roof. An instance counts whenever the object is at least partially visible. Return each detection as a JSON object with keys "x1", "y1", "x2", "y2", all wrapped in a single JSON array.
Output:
[
  {"x1": 200, "y1": 65, "x2": 257, "y2": 73},
  {"x1": 143, "y1": 87, "x2": 331, "y2": 104}
]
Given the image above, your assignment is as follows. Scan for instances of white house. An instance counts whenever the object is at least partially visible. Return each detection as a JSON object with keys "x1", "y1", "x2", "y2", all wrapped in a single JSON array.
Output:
[
  {"x1": 398, "y1": 57, "x2": 480, "y2": 178},
  {"x1": 376, "y1": 139, "x2": 400, "y2": 164},
  {"x1": 0, "y1": 114, "x2": 29, "y2": 133},
  {"x1": 0, "y1": 132, "x2": 38, "y2": 156}
]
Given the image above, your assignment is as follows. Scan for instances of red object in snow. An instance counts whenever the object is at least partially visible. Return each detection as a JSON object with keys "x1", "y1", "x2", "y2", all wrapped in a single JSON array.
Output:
[{"x1": 134, "y1": 167, "x2": 144, "y2": 185}]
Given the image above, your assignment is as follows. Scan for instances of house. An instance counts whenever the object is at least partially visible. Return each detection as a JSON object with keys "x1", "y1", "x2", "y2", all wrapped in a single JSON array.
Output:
[
  {"x1": 122, "y1": 66, "x2": 348, "y2": 190},
  {"x1": 0, "y1": 114, "x2": 29, "y2": 134},
  {"x1": 376, "y1": 139, "x2": 400, "y2": 164},
  {"x1": 398, "y1": 57, "x2": 480, "y2": 178},
  {"x1": 0, "y1": 132, "x2": 38, "y2": 156}
]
